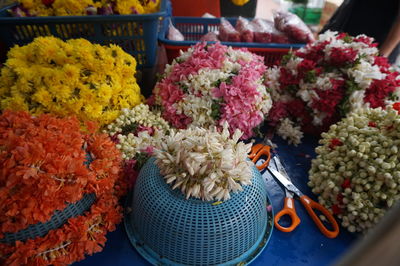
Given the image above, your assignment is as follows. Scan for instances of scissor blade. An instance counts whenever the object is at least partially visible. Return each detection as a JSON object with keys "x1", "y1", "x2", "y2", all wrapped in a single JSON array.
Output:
[
  {"x1": 273, "y1": 156, "x2": 289, "y2": 177},
  {"x1": 268, "y1": 167, "x2": 302, "y2": 196}
]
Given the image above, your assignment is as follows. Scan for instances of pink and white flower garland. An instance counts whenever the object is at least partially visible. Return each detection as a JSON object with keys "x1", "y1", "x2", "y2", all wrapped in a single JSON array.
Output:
[
  {"x1": 265, "y1": 31, "x2": 400, "y2": 145},
  {"x1": 105, "y1": 104, "x2": 170, "y2": 186},
  {"x1": 149, "y1": 42, "x2": 272, "y2": 140}
]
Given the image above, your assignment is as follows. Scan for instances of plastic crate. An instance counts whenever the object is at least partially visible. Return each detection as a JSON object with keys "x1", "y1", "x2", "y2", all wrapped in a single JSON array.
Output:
[
  {"x1": 0, "y1": 1, "x2": 169, "y2": 69},
  {"x1": 159, "y1": 17, "x2": 305, "y2": 66},
  {"x1": 170, "y1": 0, "x2": 220, "y2": 17}
]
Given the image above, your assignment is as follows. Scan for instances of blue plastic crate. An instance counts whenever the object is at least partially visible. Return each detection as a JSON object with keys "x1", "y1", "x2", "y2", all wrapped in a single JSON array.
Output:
[
  {"x1": 159, "y1": 17, "x2": 305, "y2": 66},
  {"x1": 0, "y1": 0, "x2": 169, "y2": 69}
]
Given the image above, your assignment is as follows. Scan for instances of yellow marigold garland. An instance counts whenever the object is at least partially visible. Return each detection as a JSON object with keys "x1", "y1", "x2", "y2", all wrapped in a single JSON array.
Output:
[
  {"x1": 14, "y1": 0, "x2": 161, "y2": 16},
  {"x1": 0, "y1": 36, "x2": 144, "y2": 127}
]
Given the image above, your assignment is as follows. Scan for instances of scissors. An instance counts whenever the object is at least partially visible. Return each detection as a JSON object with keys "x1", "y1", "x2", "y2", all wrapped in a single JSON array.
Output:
[
  {"x1": 248, "y1": 143, "x2": 271, "y2": 171},
  {"x1": 268, "y1": 156, "x2": 340, "y2": 238}
]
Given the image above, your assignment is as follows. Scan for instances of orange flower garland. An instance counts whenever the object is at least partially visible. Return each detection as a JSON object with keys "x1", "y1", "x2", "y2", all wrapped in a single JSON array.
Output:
[{"x1": 0, "y1": 110, "x2": 127, "y2": 265}]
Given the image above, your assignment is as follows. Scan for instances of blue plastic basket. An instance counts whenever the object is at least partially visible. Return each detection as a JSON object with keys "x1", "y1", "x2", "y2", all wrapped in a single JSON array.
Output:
[
  {"x1": 0, "y1": 1, "x2": 169, "y2": 69},
  {"x1": 159, "y1": 17, "x2": 305, "y2": 66},
  {"x1": 125, "y1": 157, "x2": 273, "y2": 265},
  {"x1": 0, "y1": 151, "x2": 97, "y2": 244},
  {"x1": 0, "y1": 193, "x2": 96, "y2": 244}
]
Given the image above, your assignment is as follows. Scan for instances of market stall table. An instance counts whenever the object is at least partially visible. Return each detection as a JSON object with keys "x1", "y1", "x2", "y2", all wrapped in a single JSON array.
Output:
[{"x1": 74, "y1": 136, "x2": 358, "y2": 266}]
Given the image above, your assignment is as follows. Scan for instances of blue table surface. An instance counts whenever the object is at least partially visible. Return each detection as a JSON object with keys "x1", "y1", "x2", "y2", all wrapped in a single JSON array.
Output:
[{"x1": 74, "y1": 136, "x2": 360, "y2": 266}]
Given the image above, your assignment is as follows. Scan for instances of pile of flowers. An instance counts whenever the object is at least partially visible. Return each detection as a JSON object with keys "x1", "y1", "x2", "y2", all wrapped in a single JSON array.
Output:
[
  {"x1": 308, "y1": 104, "x2": 400, "y2": 233},
  {"x1": 265, "y1": 31, "x2": 400, "y2": 145},
  {"x1": 154, "y1": 123, "x2": 253, "y2": 201},
  {"x1": 0, "y1": 110, "x2": 126, "y2": 265},
  {"x1": 150, "y1": 42, "x2": 273, "y2": 140},
  {"x1": 105, "y1": 104, "x2": 170, "y2": 186},
  {"x1": 10, "y1": 0, "x2": 160, "y2": 17},
  {"x1": 0, "y1": 36, "x2": 143, "y2": 127}
]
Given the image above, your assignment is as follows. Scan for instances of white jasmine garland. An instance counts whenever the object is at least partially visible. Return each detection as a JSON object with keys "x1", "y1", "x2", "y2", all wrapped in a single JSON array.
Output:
[
  {"x1": 312, "y1": 112, "x2": 327, "y2": 126},
  {"x1": 226, "y1": 47, "x2": 252, "y2": 62},
  {"x1": 154, "y1": 123, "x2": 253, "y2": 201},
  {"x1": 276, "y1": 118, "x2": 303, "y2": 146},
  {"x1": 265, "y1": 66, "x2": 282, "y2": 100},
  {"x1": 347, "y1": 61, "x2": 386, "y2": 90},
  {"x1": 348, "y1": 90, "x2": 368, "y2": 111},
  {"x1": 174, "y1": 94, "x2": 214, "y2": 127},
  {"x1": 308, "y1": 107, "x2": 400, "y2": 233},
  {"x1": 105, "y1": 104, "x2": 170, "y2": 159}
]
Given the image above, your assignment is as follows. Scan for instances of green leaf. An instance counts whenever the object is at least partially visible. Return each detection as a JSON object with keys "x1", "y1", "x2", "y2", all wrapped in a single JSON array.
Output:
[
  {"x1": 180, "y1": 83, "x2": 189, "y2": 93},
  {"x1": 253, "y1": 125, "x2": 263, "y2": 139},
  {"x1": 121, "y1": 122, "x2": 138, "y2": 135},
  {"x1": 285, "y1": 84, "x2": 299, "y2": 94},
  {"x1": 225, "y1": 76, "x2": 233, "y2": 85},
  {"x1": 89, "y1": 83, "x2": 97, "y2": 90},
  {"x1": 212, "y1": 79, "x2": 222, "y2": 88},
  {"x1": 155, "y1": 72, "x2": 165, "y2": 82},
  {"x1": 338, "y1": 78, "x2": 362, "y2": 117},
  {"x1": 304, "y1": 70, "x2": 317, "y2": 83},
  {"x1": 281, "y1": 52, "x2": 294, "y2": 65},
  {"x1": 134, "y1": 152, "x2": 151, "y2": 170},
  {"x1": 81, "y1": 69, "x2": 91, "y2": 77},
  {"x1": 175, "y1": 58, "x2": 184, "y2": 63},
  {"x1": 211, "y1": 100, "x2": 222, "y2": 120},
  {"x1": 175, "y1": 82, "x2": 190, "y2": 93},
  {"x1": 342, "y1": 35, "x2": 353, "y2": 43},
  {"x1": 345, "y1": 79, "x2": 362, "y2": 93},
  {"x1": 388, "y1": 92, "x2": 399, "y2": 101},
  {"x1": 338, "y1": 97, "x2": 351, "y2": 117}
]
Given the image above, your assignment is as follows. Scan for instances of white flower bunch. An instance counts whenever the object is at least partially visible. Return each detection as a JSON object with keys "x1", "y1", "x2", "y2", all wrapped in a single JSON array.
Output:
[
  {"x1": 276, "y1": 118, "x2": 304, "y2": 145},
  {"x1": 154, "y1": 123, "x2": 253, "y2": 201},
  {"x1": 308, "y1": 107, "x2": 400, "y2": 233},
  {"x1": 105, "y1": 104, "x2": 170, "y2": 159}
]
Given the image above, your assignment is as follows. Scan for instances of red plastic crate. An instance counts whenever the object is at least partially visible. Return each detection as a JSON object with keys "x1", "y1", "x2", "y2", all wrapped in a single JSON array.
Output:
[
  {"x1": 159, "y1": 17, "x2": 305, "y2": 66},
  {"x1": 170, "y1": 0, "x2": 220, "y2": 17}
]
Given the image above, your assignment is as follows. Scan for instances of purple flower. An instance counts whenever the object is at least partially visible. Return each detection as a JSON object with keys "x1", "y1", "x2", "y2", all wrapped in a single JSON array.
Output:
[
  {"x1": 10, "y1": 6, "x2": 26, "y2": 17},
  {"x1": 110, "y1": 134, "x2": 120, "y2": 144},
  {"x1": 130, "y1": 7, "x2": 138, "y2": 14},
  {"x1": 98, "y1": 4, "x2": 113, "y2": 15}
]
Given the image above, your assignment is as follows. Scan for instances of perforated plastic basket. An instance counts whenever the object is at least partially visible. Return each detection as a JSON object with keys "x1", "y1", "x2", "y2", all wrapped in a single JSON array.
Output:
[
  {"x1": 0, "y1": 151, "x2": 96, "y2": 244},
  {"x1": 125, "y1": 157, "x2": 273, "y2": 265},
  {"x1": 159, "y1": 17, "x2": 305, "y2": 66},
  {"x1": 0, "y1": 1, "x2": 169, "y2": 69},
  {"x1": 0, "y1": 193, "x2": 96, "y2": 244}
]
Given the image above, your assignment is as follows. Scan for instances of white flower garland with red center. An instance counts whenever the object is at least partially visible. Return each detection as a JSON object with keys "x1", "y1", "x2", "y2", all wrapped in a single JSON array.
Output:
[
  {"x1": 265, "y1": 31, "x2": 400, "y2": 145},
  {"x1": 150, "y1": 42, "x2": 272, "y2": 140},
  {"x1": 308, "y1": 104, "x2": 400, "y2": 233}
]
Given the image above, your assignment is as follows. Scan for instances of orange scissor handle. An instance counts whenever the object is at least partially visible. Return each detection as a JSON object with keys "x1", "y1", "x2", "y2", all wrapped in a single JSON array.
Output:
[
  {"x1": 274, "y1": 197, "x2": 301, "y2": 232},
  {"x1": 248, "y1": 143, "x2": 264, "y2": 158},
  {"x1": 248, "y1": 144, "x2": 271, "y2": 171},
  {"x1": 299, "y1": 195, "x2": 340, "y2": 238}
]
